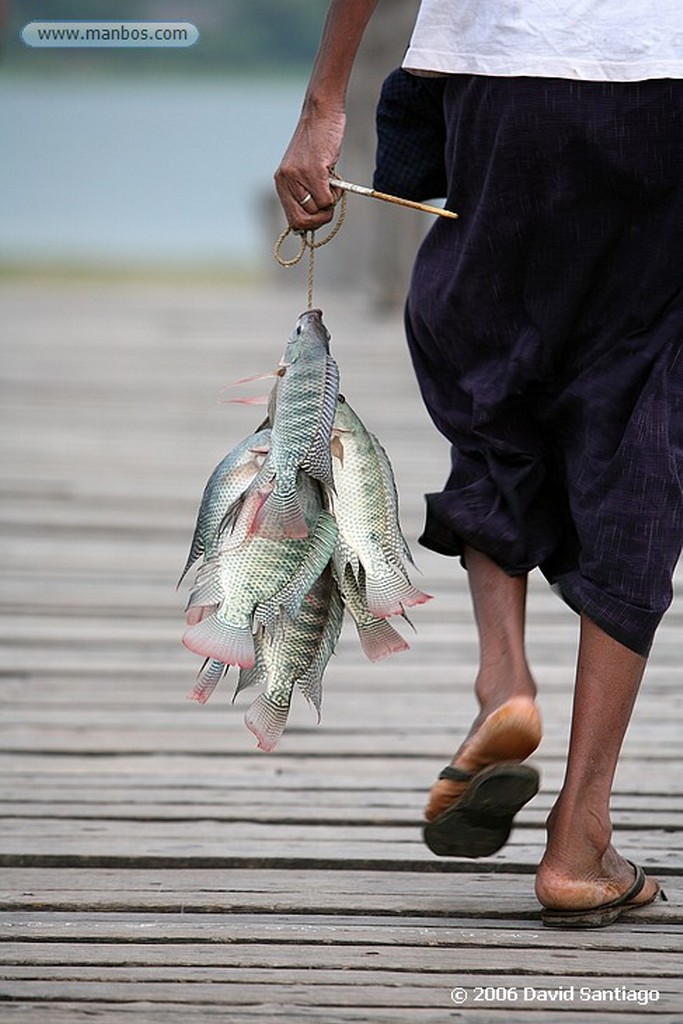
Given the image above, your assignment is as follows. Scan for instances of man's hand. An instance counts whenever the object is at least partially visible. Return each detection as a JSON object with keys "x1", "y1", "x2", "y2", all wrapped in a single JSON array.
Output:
[{"x1": 274, "y1": 110, "x2": 346, "y2": 232}]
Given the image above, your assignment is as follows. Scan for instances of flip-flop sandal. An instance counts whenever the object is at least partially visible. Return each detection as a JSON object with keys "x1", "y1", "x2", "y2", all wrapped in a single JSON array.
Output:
[
  {"x1": 541, "y1": 861, "x2": 665, "y2": 929},
  {"x1": 423, "y1": 761, "x2": 540, "y2": 858}
]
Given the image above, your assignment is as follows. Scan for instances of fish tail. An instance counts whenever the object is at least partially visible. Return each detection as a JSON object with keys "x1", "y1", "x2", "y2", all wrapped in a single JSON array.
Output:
[
  {"x1": 254, "y1": 486, "x2": 308, "y2": 540},
  {"x1": 244, "y1": 693, "x2": 291, "y2": 752},
  {"x1": 184, "y1": 603, "x2": 217, "y2": 627},
  {"x1": 182, "y1": 613, "x2": 255, "y2": 668},
  {"x1": 364, "y1": 570, "x2": 432, "y2": 619},
  {"x1": 356, "y1": 617, "x2": 410, "y2": 662},
  {"x1": 187, "y1": 658, "x2": 228, "y2": 703}
]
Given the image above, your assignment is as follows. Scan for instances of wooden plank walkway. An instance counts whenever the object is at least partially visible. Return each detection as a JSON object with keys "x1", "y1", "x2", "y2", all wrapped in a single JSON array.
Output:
[{"x1": 0, "y1": 278, "x2": 681, "y2": 1021}]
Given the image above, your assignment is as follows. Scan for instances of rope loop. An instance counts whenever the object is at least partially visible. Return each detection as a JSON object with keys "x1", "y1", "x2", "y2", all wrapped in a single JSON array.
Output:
[{"x1": 273, "y1": 188, "x2": 347, "y2": 309}]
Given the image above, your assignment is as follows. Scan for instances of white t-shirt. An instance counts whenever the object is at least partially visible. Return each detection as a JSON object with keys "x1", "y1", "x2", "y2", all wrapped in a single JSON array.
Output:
[{"x1": 403, "y1": 0, "x2": 683, "y2": 81}]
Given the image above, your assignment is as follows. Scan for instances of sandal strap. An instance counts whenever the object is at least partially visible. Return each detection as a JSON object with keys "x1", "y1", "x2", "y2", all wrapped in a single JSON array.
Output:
[
  {"x1": 438, "y1": 765, "x2": 474, "y2": 783},
  {"x1": 597, "y1": 861, "x2": 647, "y2": 910}
]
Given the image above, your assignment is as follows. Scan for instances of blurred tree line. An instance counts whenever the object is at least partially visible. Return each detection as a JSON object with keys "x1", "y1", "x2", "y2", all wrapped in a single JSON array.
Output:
[{"x1": 3, "y1": 0, "x2": 328, "y2": 76}]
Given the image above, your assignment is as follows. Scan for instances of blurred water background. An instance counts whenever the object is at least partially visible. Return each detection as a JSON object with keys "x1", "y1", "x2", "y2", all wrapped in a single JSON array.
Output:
[
  {"x1": 0, "y1": 0, "x2": 325, "y2": 276},
  {"x1": 0, "y1": 76, "x2": 305, "y2": 272},
  {"x1": 1, "y1": 0, "x2": 422, "y2": 298}
]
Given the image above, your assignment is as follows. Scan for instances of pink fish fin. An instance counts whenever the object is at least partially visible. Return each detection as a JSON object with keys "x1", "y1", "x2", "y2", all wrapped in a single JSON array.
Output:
[
  {"x1": 182, "y1": 613, "x2": 255, "y2": 668},
  {"x1": 244, "y1": 693, "x2": 291, "y2": 752},
  {"x1": 224, "y1": 395, "x2": 270, "y2": 406},
  {"x1": 220, "y1": 368, "x2": 283, "y2": 390},
  {"x1": 219, "y1": 483, "x2": 274, "y2": 547},
  {"x1": 253, "y1": 486, "x2": 308, "y2": 540},
  {"x1": 185, "y1": 603, "x2": 218, "y2": 627},
  {"x1": 364, "y1": 568, "x2": 432, "y2": 619},
  {"x1": 356, "y1": 616, "x2": 410, "y2": 662},
  {"x1": 330, "y1": 433, "x2": 345, "y2": 466},
  {"x1": 187, "y1": 658, "x2": 228, "y2": 703}
]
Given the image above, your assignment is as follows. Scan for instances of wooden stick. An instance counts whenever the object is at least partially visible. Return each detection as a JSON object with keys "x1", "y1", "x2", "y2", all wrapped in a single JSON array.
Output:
[{"x1": 331, "y1": 178, "x2": 458, "y2": 219}]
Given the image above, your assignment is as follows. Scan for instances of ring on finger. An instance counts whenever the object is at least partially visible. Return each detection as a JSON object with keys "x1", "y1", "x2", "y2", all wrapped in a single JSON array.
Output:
[{"x1": 298, "y1": 191, "x2": 314, "y2": 207}]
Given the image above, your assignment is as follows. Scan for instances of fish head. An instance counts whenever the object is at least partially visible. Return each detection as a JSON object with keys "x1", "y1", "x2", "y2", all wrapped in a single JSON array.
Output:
[{"x1": 282, "y1": 308, "x2": 331, "y2": 363}]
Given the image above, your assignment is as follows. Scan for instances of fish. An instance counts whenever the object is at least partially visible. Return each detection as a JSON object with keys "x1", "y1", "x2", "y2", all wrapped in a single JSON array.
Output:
[
  {"x1": 244, "y1": 309, "x2": 340, "y2": 539},
  {"x1": 333, "y1": 557, "x2": 410, "y2": 662},
  {"x1": 178, "y1": 427, "x2": 271, "y2": 586},
  {"x1": 235, "y1": 567, "x2": 344, "y2": 751},
  {"x1": 330, "y1": 396, "x2": 431, "y2": 618},
  {"x1": 182, "y1": 471, "x2": 337, "y2": 669}
]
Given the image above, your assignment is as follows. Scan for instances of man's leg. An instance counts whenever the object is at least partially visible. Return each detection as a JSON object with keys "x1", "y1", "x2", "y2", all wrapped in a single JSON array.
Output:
[
  {"x1": 535, "y1": 615, "x2": 659, "y2": 909},
  {"x1": 425, "y1": 546, "x2": 541, "y2": 820}
]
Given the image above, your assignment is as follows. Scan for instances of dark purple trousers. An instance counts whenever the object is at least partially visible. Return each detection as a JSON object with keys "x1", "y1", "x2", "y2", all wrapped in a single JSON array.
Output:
[{"x1": 405, "y1": 76, "x2": 682, "y2": 655}]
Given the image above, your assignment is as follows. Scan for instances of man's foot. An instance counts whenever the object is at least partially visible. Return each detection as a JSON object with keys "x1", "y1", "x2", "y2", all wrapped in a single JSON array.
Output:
[
  {"x1": 536, "y1": 847, "x2": 662, "y2": 927},
  {"x1": 425, "y1": 696, "x2": 542, "y2": 821},
  {"x1": 536, "y1": 835, "x2": 659, "y2": 909}
]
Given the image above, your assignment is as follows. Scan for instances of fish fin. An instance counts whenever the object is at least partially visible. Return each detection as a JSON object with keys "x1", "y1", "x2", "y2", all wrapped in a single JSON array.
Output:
[
  {"x1": 364, "y1": 568, "x2": 432, "y2": 619},
  {"x1": 182, "y1": 613, "x2": 255, "y2": 668},
  {"x1": 185, "y1": 573, "x2": 224, "y2": 613},
  {"x1": 232, "y1": 664, "x2": 260, "y2": 700},
  {"x1": 254, "y1": 487, "x2": 309, "y2": 540},
  {"x1": 356, "y1": 617, "x2": 410, "y2": 662},
  {"x1": 225, "y1": 395, "x2": 270, "y2": 406},
  {"x1": 187, "y1": 659, "x2": 228, "y2": 704},
  {"x1": 244, "y1": 693, "x2": 291, "y2": 752},
  {"x1": 220, "y1": 368, "x2": 284, "y2": 391},
  {"x1": 219, "y1": 481, "x2": 273, "y2": 545},
  {"x1": 330, "y1": 433, "x2": 345, "y2": 466},
  {"x1": 301, "y1": 437, "x2": 334, "y2": 488},
  {"x1": 296, "y1": 670, "x2": 323, "y2": 722},
  {"x1": 185, "y1": 603, "x2": 218, "y2": 627},
  {"x1": 177, "y1": 534, "x2": 204, "y2": 588}
]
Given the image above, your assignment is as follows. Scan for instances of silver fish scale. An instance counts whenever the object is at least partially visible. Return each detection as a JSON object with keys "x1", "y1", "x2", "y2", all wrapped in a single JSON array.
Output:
[
  {"x1": 215, "y1": 475, "x2": 324, "y2": 630},
  {"x1": 253, "y1": 510, "x2": 338, "y2": 633},
  {"x1": 238, "y1": 568, "x2": 342, "y2": 727},
  {"x1": 271, "y1": 337, "x2": 339, "y2": 491},
  {"x1": 179, "y1": 427, "x2": 271, "y2": 584},
  {"x1": 331, "y1": 399, "x2": 412, "y2": 574},
  {"x1": 296, "y1": 574, "x2": 344, "y2": 714}
]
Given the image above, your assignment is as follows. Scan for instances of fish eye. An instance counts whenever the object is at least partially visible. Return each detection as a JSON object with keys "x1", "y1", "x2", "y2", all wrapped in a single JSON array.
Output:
[{"x1": 295, "y1": 325, "x2": 302, "y2": 336}]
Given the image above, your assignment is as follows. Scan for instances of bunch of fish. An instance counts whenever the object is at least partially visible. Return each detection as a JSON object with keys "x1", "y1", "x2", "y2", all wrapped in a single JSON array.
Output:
[{"x1": 179, "y1": 308, "x2": 430, "y2": 751}]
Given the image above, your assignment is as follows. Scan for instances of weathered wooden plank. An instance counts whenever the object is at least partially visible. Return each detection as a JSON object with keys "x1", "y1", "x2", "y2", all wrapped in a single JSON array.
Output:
[
  {"x1": 2, "y1": 278, "x2": 681, "y2": 1024},
  {"x1": 1, "y1": 935, "x2": 680, "y2": 972},
  {"x1": 2, "y1": 800, "x2": 679, "y2": 830},
  {"x1": 0, "y1": 819, "x2": 678, "y2": 871},
  {"x1": 0, "y1": 888, "x2": 678, "y2": 929},
  {"x1": 0, "y1": 1008, "x2": 680, "y2": 1024},
  {"x1": 0, "y1": 874, "x2": 678, "y2": 922},
  {"x1": 0, "y1": 976, "x2": 679, "y2": 1013},
  {"x1": 0, "y1": 755, "x2": 678, "y2": 797},
  {"x1": 2, "y1": 869, "x2": 679, "y2": 924}
]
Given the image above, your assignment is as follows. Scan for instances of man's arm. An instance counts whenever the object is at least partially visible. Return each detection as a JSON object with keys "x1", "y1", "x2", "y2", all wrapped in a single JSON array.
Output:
[{"x1": 274, "y1": 0, "x2": 380, "y2": 231}]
